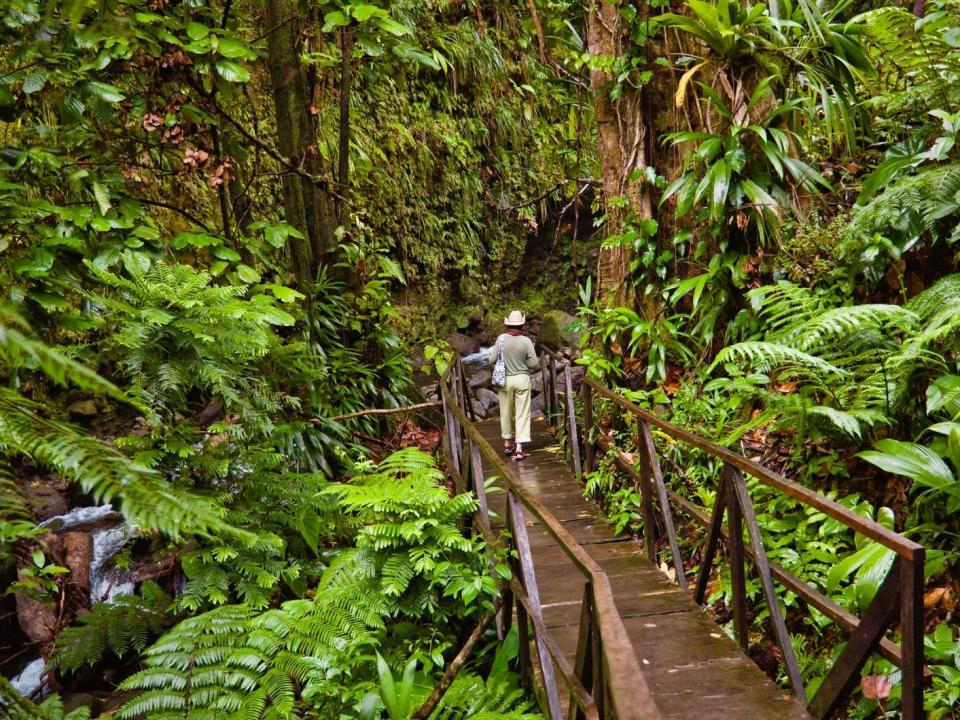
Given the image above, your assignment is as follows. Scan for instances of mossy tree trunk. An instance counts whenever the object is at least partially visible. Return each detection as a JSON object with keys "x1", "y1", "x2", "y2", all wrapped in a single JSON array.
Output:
[
  {"x1": 586, "y1": 0, "x2": 655, "y2": 312},
  {"x1": 265, "y1": 0, "x2": 338, "y2": 293}
]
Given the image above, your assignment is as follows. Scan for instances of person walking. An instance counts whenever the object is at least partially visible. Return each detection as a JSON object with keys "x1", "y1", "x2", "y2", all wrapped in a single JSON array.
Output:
[{"x1": 488, "y1": 310, "x2": 539, "y2": 460}]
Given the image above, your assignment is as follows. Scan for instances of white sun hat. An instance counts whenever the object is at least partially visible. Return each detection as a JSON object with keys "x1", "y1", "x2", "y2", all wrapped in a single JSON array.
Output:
[{"x1": 504, "y1": 310, "x2": 526, "y2": 326}]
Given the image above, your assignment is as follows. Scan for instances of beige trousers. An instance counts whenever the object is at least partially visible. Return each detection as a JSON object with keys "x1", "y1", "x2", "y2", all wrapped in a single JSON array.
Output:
[{"x1": 499, "y1": 373, "x2": 532, "y2": 444}]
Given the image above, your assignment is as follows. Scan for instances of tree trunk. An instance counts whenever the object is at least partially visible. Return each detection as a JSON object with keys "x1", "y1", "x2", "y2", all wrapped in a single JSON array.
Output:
[
  {"x1": 265, "y1": 0, "x2": 337, "y2": 292},
  {"x1": 585, "y1": 0, "x2": 655, "y2": 312},
  {"x1": 337, "y1": 27, "x2": 354, "y2": 219}
]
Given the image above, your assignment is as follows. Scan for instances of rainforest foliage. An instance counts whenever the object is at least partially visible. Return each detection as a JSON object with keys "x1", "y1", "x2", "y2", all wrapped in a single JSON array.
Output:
[{"x1": 2, "y1": 0, "x2": 960, "y2": 717}]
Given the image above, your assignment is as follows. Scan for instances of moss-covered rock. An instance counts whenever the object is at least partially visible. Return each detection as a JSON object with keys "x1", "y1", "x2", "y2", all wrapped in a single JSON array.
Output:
[{"x1": 538, "y1": 310, "x2": 580, "y2": 349}]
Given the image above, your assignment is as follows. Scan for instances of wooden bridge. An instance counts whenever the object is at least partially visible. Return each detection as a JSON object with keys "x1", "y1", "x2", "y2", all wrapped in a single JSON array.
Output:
[{"x1": 439, "y1": 350, "x2": 926, "y2": 720}]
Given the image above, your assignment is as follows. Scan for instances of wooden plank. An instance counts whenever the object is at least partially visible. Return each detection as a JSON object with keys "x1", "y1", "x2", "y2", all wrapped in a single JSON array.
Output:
[{"x1": 464, "y1": 415, "x2": 811, "y2": 720}]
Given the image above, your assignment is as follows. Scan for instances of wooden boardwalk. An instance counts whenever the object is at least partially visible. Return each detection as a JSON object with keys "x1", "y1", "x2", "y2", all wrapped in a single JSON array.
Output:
[{"x1": 477, "y1": 417, "x2": 811, "y2": 720}]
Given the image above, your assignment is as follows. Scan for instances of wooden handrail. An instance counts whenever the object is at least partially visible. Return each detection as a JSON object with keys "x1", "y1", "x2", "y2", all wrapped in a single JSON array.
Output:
[
  {"x1": 583, "y1": 377, "x2": 922, "y2": 559},
  {"x1": 538, "y1": 347, "x2": 925, "y2": 720},
  {"x1": 439, "y1": 361, "x2": 660, "y2": 720}
]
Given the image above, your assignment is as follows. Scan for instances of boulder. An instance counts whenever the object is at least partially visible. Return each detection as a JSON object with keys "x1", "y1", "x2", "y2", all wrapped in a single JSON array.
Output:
[
  {"x1": 530, "y1": 392, "x2": 545, "y2": 416},
  {"x1": 530, "y1": 372, "x2": 544, "y2": 395},
  {"x1": 476, "y1": 388, "x2": 499, "y2": 412},
  {"x1": 17, "y1": 533, "x2": 63, "y2": 644},
  {"x1": 538, "y1": 310, "x2": 581, "y2": 350},
  {"x1": 17, "y1": 475, "x2": 69, "y2": 520},
  {"x1": 447, "y1": 332, "x2": 478, "y2": 356},
  {"x1": 64, "y1": 532, "x2": 93, "y2": 593},
  {"x1": 68, "y1": 399, "x2": 98, "y2": 416},
  {"x1": 471, "y1": 400, "x2": 487, "y2": 419},
  {"x1": 468, "y1": 367, "x2": 492, "y2": 389}
]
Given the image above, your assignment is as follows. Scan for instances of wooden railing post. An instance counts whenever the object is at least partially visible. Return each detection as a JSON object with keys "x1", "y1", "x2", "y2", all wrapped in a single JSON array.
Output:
[
  {"x1": 589, "y1": 598, "x2": 605, "y2": 720},
  {"x1": 508, "y1": 491, "x2": 564, "y2": 720},
  {"x1": 540, "y1": 355, "x2": 551, "y2": 420},
  {"x1": 570, "y1": 583, "x2": 594, "y2": 720},
  {"x1": 564, "y1": 364, "x2": 583, "y2": 479},
  {"x1": 725, "y1": 466, "x2": 749, "y2": 651},
  {"x1": 550, "y1": 358, "x2": 559, "y2": 425},
  {"x1": 444, "y1": 400, "x2": 462, "y2": 477},
  {"x1": 638, "y1": 422, "x2": 687, "y2": 591},
  {"x1": 807, "y1": 559, "x2": 902, "y2": 718},
  {"x1": 900, "y1": 551, "x2": 925, "y2": 720},
  {"x1": 728, "y1": 469, "x2": 804, "y2": 700},
  {"x1": 637, "y1": 440, "x2": 657, "y2": 562},
  {"x1": 470, "y1": 440, "x2": 491, "y2": 534},
  {"x1": 694, "y1": 474, "x2": 728, "y2": 605},
  {"x1": 582, "y1": 382, "x2": 595, "y2": 475},
  {"x1": 458, "y1": 358, "x2": 476, "y2": 422}
]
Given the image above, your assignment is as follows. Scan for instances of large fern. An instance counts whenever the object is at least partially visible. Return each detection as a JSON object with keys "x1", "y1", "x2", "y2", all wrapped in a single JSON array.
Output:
[
  {"x1": 844, "y1": 163, "x2": 960, "y2": 253},
  {"x1": 428, "y1": 673, "x2": 542, "y2": 719},
  {"x1": 85, "y1": 261, "x2": 297, "y2": 431},
  {"x1": 117, "y1": 449, "x2": 497, "y2": 718},
  {"x1": 714, "y1": 277, "x2": 960, "y2": 438},
  {"x1": 54, "y1": 582, "x2": 173, "y2": 673},
  {"x1": 118, "y1": 568, "x2": 388, "y2": 718},
  {"x1": 0, "y1": 389, "x2": 255, "y2": 543},
  {"x1": 0, "y1": 676, "x2": 91, "y2": 720}
]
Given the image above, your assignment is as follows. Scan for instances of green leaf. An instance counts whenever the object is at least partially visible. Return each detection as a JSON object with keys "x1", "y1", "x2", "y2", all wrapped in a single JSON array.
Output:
[
  {"x1": 859, "y1": 440, "x2": 956, "y2": 490},
  {"x1": 323, "y1": 10, "x2": 350, "y2": 30},
  {"x1": 87, "y1": 81, "x2": 126, "y2": 103},
  {"x1": 235, "y1": 264, "x2": 261, "y2": 283},
  {"x1": 265, "y1": 284, "x2": 304, "y2": 303},
  {"x1": 264, "y1": 222, "x2": 304, "y2": 248},
  {"x1": 122, "y1": 250, "x2": 152, "y2": 276},
  {"x1": 374, "y1": 16, "x2": 410, "y2": 36},
  {"x1": 352, "y1": 4, "x2": 386, "y2": 21},
  {"x1": 92, "y1": 181, "x2": 111, "y2": 215},
  {"x1": 186, "y1": 21, "x2": 210, "y2": 40},
  {"x1": 216, "y1": 36, "x2": 254, "y2": 59},
  {"x1": 357, "y1": 33, "x2": 385, "y2": 56},
  {"x1": 212, "y1": 245, "x2": 241, "y2": 262},
  {"x1": 214, "y1": 60, "x2": 251, "y2": 83},
  {"x1": 22, "y1": 71, "x2": 48, "y2": 94}
]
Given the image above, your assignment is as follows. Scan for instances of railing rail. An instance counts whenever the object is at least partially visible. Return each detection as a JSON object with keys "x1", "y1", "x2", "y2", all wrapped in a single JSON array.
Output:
[
  {"x1": 439, "y1": 358, "x2": 660, "y2": 720},
  {"x1": 538, "y1": 346, "x2": 926, "y2": 720}
]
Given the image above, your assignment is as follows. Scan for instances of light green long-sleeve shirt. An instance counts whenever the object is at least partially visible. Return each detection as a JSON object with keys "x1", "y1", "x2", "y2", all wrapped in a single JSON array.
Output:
[{"x1": 488, "y1": 333, "x2": 539, "y2": 376}]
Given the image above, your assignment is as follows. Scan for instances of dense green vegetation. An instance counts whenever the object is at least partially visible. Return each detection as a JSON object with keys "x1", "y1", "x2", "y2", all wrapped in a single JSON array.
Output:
[{"x1": 2, "y1": 0, "x2": 960, "y2": 717}]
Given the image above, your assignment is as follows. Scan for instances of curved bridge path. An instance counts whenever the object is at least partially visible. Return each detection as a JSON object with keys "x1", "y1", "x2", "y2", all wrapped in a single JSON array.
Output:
[
  {"x1": 476, "y1": 418, "x2": 810, "y2": 720},
  {"x1": 441, "y1": 353, "x2": 924, "y2": 720}
]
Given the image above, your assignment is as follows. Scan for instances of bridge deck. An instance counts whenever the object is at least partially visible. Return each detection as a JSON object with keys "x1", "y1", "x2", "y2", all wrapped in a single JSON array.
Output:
[{"x1": 477, "y1": 417, "x2": 811, "y2": 720}]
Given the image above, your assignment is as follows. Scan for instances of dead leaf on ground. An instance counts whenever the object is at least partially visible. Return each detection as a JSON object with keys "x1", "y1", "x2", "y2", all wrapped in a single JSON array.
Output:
[
  {"x1": 924, "y1": 587, "x2": 954, "y2": 609},
  {"x1": 861, "y1": 674, "x2": 894, "y2": 701}
]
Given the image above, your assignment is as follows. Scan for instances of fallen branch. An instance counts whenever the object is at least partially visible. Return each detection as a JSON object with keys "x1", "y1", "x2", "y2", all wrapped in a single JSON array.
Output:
[
  {"x1": 411, "y1": 601, "x2": 501, "y2": 720},
  {"x1": 315, "y1": 401, "x2": 442, "y2": 423}
]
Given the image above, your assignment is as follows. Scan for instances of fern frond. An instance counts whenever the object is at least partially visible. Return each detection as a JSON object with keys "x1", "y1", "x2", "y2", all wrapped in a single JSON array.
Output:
[
  {"x1": 54, "y1": 582, "x2": 172, "y2": 673},
  {"x1": 714, "y1": 341, "x2": 847, "y2": 375},
  {"x1": 0, "y1": 390, "x2": 255, "y2": 544}
]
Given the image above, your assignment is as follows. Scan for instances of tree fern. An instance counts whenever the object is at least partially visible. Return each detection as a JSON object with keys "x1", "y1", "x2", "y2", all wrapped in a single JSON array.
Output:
[
  {"x1": 85, "y1": 261, "x2": 297, "y2": 431},
  {"x1": 119, "y1": 580, "x2": 387, "y2": 719},
  {"x1": 844, "y1": 163, "x2": 960, "y2": 251},
  {"x1": 54, "y1": 582, "x2": 173, "y2": 673},
  {"x1": 0, "y1": 389, "x2": 255, "y2": 544},
  {"x1": 714, "y1": 277, "x2": 960, "y2": 439},
  {"x1": 0, "y1": 470, "x2": 40, "y2": 564},
  {"x1": 428, "y1": 673, "x2": 541, "y2": 720},
  {"x1": 0, "y1": 676, "x2": 91, "y2": 720}
]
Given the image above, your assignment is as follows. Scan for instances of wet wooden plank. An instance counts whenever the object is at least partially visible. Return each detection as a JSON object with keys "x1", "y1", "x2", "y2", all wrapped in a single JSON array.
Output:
[{"x1": 472, "y1": 418, "x2": 812, "y2": 720}]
